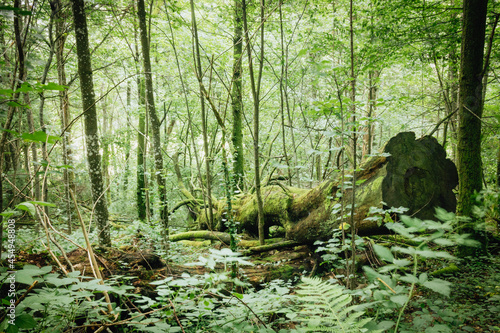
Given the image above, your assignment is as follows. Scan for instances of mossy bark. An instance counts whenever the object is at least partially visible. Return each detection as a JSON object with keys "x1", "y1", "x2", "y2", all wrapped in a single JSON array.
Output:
[
  {"x1": 136, "y1": 79, "x2": 147, "y2": 221},
  {"x1": 72, "y1": 0, "x2": 110, "y2": 247},
  {"x1": 231, "y1": 0, "x2": 244, "y2": 191},
  {"x1": 137, "y1": 0, "x2": 168, "y2": 235},
  {"x1": 192, "y1": 132, "x2": 457, "y2": 244},
  {"x1": 456, "y1": 0, "x2": 488, "y2": 257}
]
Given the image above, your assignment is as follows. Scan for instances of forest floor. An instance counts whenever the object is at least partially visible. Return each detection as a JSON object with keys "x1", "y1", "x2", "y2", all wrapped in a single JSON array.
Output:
[{"x1": 10, "y1": 233, "x2": 500, "y2": 332}]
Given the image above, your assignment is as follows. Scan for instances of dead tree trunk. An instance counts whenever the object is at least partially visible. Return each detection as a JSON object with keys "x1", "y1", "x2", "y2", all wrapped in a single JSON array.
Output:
[{"x1": 191, "y1": 132, "x2": 457, "y2": 244}]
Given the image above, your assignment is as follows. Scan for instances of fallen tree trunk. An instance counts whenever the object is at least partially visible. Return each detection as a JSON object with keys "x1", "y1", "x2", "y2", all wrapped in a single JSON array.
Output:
[{"x1": 181, "y1": 132, "x2": 457, "y2": 243}]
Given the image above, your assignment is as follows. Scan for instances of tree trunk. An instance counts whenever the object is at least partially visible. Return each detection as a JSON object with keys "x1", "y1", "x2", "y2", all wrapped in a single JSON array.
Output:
[
  {"x1": 242, "y1": 0, "x2": 266, "y2": 245},
  {"x1": 102, "y1": 96, "x2": 111, "y2": 204},
  {"x1": 55, "y1": 0, "x2": 75, "y2": 233},
  {"x1": 190, "y1": 0, "x2": 215, "y2": 230},
  {"x1": 71, "y1": 0, "x2": 111, "y2": 247},
  {"x1": 137, "y1": 79, "x2": 147, "y2": 221},
  {"x1": 232, "y1": 0, "x2": 245, "y2": 192},
  {"x1": 194, "y1": 132, "x2": 457, "y2": 244},
  {"x1": 137, "y1": 0, "x2": 169, "y2": 246},
  {"x1": 456, "y1": 0, "x2": 488, "y2": 256},
  {"x1": 122, "y1": 81, "x2": 132, "y2": 191},
  {"x1": 497, "y1": 142, "x2": 500, "y2": 188}
]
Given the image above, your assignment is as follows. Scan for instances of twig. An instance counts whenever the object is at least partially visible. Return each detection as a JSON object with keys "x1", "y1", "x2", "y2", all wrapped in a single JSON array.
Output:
[
  {"x1": 70, "y1": 190, "x2": 114, "y2": 315},
  {"x1": 377, "y1": 277, "x2": 396, "y2": 294},
  {"x1": 0, "y1": 280, "x2": 38, "y2": 323},
  {"x1": 169, "y1": 299, "x2": 186, "y2": 333},
  {"x1": 230, "y1": 292, "x2": 268, "y2": 329}
]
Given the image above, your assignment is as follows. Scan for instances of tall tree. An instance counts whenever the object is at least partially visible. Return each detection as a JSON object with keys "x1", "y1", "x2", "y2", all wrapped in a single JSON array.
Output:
[
  {"x1": 71, "y1": 0, "x2": 111, "y2": 247},
  {"x1": 231, "y1": 0, "x2": 245, "y2": 192},
  {"x1": 137, "y1": 79, "x2": 147, "y2": 221},
  {"x1": 137, "y1": 0, "x2": 169, "y2": 245},
  {"x1": 190, "y1": 0, "x2": 215, "y2": 229},
  {"x1": 456, "y1": 0, "x2": 488, "y2": 255},
  {"x1": 242, "y1": 0, "x2": 266, "y2": 245},
  {"x1": 54, "y1": 0, "x2": 75, "y2": 232}
]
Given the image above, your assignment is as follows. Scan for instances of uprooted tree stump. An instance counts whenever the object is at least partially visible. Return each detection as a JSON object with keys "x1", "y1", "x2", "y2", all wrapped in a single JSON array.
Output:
[{"x1": 173, "y1": 132, "x2": 458, "y2": 244}]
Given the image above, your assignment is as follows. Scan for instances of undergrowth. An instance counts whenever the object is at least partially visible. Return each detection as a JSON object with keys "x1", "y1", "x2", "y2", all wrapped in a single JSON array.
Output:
[{"x1": 1, "y1": 204, "x2": 499, "y2": 332}]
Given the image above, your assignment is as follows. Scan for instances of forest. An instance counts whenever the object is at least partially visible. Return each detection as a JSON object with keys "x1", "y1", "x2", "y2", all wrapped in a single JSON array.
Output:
[{"x1": 0, "y1": 0, "x2": 499, "y2": 332}]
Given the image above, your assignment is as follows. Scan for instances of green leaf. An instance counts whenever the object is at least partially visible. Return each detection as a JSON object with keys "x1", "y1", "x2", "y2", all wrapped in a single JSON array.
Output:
[
  {"x1": 15, "y1": 314, "x2": 37, "y2": 329},
  {"x1": 433, "y1": 238, "x2": 455, "y2": 246},
  {"x1": 0, "y1": 210, "x2": 16, "y2": 218},
  {"x1": 376, "y1": 320, "x2": 395, "y2": 331},
  {"x1": 400, "y1": 215, "x2": 424, "y2": 229},
  {"x1": 1, "y1": 129, "x2": 19, "y2": 136},
  {"x1": 373, "y1": 244, "x2": 394, "y2": 262},
  {"x1": 393, "y1": 259, "x2": 412, "y2": 267},
  {"x1": 422, "y1": 279, "x2": 451, "y2": 296},
  {"x1": 30, "y1": 201, "x2": 57, "y2": 208},
  {"x1": 7, "y1": 101, "x2": 29, "y2": 108},
  {"x1": 15, "y1": 265, "x2": 52, "y2": 285},
  {"x1": 356, "y1": 179, "x2": 367, "y2": 185},
  {"x1": 0, "y1": 88, "x2": 13, "y2": 96},
  {"x1": 21, "y1": 131, "x2": 61, "y2": 144},
  {"x1": 297, "y1": 49, "x2": 308, "y2": 57},
  {"x1": 15, "y1": 202, "x2": 36, "y2": 217},
  {"x1": 386, "y1": 223, "x2": 414, "y2": 238},
  {"x1": 392, "y1": 245, "x2": 416, "y2": 256},
  {"x1": 232, "y1": 292, "x2": 243, "y2": 299},
  {"x1": 399, "y1": 274, "x2": 419, "y2": 284},
  {"x1": 390, "y1": 294, "x2": 408, "y2": 306},
  {"x1": 425, "y1": 324, "x2": 452, "y2": 333},
  {"x1": 5, "y1": 323, "x2": 19, "y2": 333},
  {"x1": 40, "y1": 82, "x2": 67, "y2": 91},
  {"x1": 14, "y1": 82, "x2": 33, "y2": 93}
]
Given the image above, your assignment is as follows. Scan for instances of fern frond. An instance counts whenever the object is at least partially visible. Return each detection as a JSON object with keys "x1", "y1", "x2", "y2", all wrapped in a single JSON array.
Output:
[{"x1": 296, "y1": 277, "x2": 378, "y2": 333}]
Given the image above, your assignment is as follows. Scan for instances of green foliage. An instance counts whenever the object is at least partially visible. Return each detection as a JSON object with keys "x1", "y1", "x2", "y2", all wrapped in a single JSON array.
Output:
[
  {"x1": 295, "y1": 276, "x2": 376, "y2": 333},
  {"x1": 351, "y1": 208, "x2": 484, "y2": 332},
  {"x1": 314, "y1": 230, "x2": 365, "y2": 271}
]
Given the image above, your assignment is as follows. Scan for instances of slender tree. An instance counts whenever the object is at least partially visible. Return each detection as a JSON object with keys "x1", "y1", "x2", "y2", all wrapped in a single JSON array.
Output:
[
  {"x1": 137, "y1": 79, "x2": 147, "y2": 221},
  {"x1": 101, "y1": 96, "x2": 111, "y2": 204},
  {"x1": 456, "y1": 0, "x2": 488, "y2": 255},
  {"x1": 231, "y1": 0, "x2": 245, "y2": 192},
  {"x1": 55, "y1": 0, "x2": 75, "y2": 232},
  {"x1": 348, "y1": 0, "x2": 358, "y2": 289},
  {"x1": 190, "y1": 0, "x2": 215, "y2": 229},
  {"x1": 122, "y1": 81, "x2": 132, "y2": 191},
  {"x1": 242, "y1": 0, "x2": 266, "y2": 245},
  {"x1": 137, "y1": 0, "x2": 169, "y2": 246},
  {"x1": 71, "y1": 0, "x2": 111, "y2": 247}
]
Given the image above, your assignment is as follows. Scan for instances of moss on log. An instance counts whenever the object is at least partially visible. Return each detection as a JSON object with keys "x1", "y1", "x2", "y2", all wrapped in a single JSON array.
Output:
[
  {"x1": 183, "y1": 132, "x2": 457, "y2": 244},
  {"x1": 169, "y1": 231, "x2": 231, "y2": 244},
  {"x1": 241, "y1": 240, "x2": 301, "y2": 255}
]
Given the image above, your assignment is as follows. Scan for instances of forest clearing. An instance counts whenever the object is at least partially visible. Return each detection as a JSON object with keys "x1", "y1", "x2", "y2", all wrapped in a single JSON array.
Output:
[{"x1": 0, "y1": 0, "x2": 500, "y2": 332}]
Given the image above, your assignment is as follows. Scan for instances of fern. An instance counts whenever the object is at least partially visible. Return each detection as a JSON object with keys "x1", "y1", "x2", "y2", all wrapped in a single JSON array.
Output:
[{"x1": 296, "y1": 277, "x2": 376, "y2": 333}]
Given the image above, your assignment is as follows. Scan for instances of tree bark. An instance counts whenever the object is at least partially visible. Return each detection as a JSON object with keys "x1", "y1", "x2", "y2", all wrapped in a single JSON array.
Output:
[
  {"x1": 71, "y1": 0, "x2": 111, "y2": 247},
  {"x1": 232, "y1": 0, "x2": 245, "y2": 192},
  {"x1": 137, "y1": 0, "x2": 169, "y2": 245},
  {"x1": 242, "y1": 0, "x2": 266, "y2": 245},
  {"x1": 122, "y1": 81, "x2": 132, "y2": 191},
  {"x1": 137, "y1": 79, "x2": 147, "y2": 221},
  {"x1": 457, "y1": 0, "x2": 487, "y2": 217},
  {"x1": 55, "y1": 0, "x2": 75, "y2": 233},
  {"x1": 190, "y1": 0, "x2": 215, "y2": 230},
  {"x1": 456, "y1": 0, "x2": 488, "y2": 256},
  {"x1": 101, "y1": 96, "x2": 111, "y2": 204}
]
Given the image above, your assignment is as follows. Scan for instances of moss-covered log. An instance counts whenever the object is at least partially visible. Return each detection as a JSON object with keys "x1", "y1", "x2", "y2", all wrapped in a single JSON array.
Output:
[
  {"x1": 188, "y1": 132, "x2": 458, "y2": 243},
  {"x1": 169, "y1": 231, "x2": 231, "y2": 244}
]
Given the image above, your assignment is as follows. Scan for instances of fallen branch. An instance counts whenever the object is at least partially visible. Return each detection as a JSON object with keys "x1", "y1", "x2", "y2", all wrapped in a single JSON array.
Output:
[
  {"x1": 169, "y1": 230, "x2": 231, "y2": 244},
  {"x1": 242, "y1": 240, "x2": 301, "y2": 255}
]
